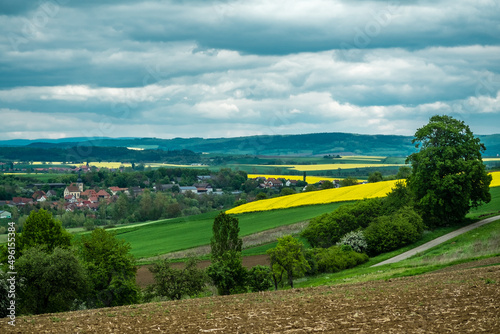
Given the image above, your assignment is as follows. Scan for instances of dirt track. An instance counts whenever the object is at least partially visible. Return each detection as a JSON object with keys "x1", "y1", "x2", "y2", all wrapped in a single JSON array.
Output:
[
  {"x1": 3, "y1": 259, "x2": 499, "y2": 333},
  {"x1": 372, "y1": 215, "x2": 500, "y2": 267}
]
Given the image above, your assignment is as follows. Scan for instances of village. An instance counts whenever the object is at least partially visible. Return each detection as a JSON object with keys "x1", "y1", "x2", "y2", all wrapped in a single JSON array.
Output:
[{"x1": 0, "y1": 164, "x2": 342, "y2": 224}]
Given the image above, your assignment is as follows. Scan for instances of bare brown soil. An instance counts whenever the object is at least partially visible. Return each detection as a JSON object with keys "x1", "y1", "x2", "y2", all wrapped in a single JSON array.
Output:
[
  {"x1": 3, "y1": 261, "x2": 499, "y2": 333},
  {"x1": 136, "y1": 254, "x2": 271, "y2": 288}
]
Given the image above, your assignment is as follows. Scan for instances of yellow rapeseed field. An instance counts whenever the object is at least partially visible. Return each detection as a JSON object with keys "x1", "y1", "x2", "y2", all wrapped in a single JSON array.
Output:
[
  {"x1": 288, "y1": 163, "x2": 404, "y2": 171},
  {"x1": 228, "y1": 171, "x2": 500, "y2": 215},
  {"x1": 246, "y1": 163, "x2": 403, "y2": 171},
  {"x1": 66, "y1": 162, "x2": 132, "y2": 168},
  {"x1": 145, "y1": 163, "x2": 209, "y2": 168},
  {"x1": 247, "y1": 174, "x2": 340, "y2": 184},
  {"x1": 339, "y1": 156, "x2": 386, "y2": 161},
  {"x1": 490, "y1": 171, "x2": 500, "y2": 187},
  {"x1": 226, "y1": 179, "x2": 401, "y2": 214}
]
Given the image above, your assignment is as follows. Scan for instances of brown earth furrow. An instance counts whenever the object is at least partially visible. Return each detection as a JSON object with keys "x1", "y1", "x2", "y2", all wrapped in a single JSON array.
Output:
[{"x1": 2, "y1": 262, "x2": 499, "y2": 333}]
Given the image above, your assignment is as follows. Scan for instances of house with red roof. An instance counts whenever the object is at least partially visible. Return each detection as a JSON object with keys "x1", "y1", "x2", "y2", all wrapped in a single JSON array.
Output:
[
  {"x1": 81, "y1": 189, "x2": 97, "y2": 199},
  {"x1": 32, "y1": 190, "x2": 46, "y2": 201},
  {"x1": 12, "y1": 197, "x2": 33, "y2": 205},
  {"x1": 96, "y1": 190, "x2": 110, "y2": 199},
  {"x1": 108, "y1": 186, "x2": 129, "y2": 195}
]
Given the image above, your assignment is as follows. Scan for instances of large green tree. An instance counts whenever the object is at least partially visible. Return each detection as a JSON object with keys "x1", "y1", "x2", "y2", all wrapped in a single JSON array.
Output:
[{"x1": 406, "y1": 115, "x2": 492, "y2": 227}]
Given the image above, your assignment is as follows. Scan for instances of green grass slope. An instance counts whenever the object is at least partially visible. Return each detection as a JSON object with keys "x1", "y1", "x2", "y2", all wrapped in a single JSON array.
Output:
[{"x1": 113, "y1": 202, "x2": 350, "y2": 259}]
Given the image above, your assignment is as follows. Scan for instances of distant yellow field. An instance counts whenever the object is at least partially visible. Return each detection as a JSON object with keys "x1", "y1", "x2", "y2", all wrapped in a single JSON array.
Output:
[
  {"x1": 66, "y1": 162, "x2": 132, "y2": 168},
  {"x1": 246, "y1": 174, "x2": 367, "y2": 184},
  {"x1": 246, "y1": 163, "x2": 403, "y2": 171},
  {"x1": 226, "y1": 179, "x2": 401, "y2": 215},
  {"x1": 145, "y1": 163, "x2": 208, "y2": 168},
  {"x1": 30, "y1": 161, "x2": 64, "y2": 165},
  {"x1": 339, "y1": 156, "x2": 386, "y2": 161},
  {"x1": 288, "y1": 164, "x2": 404, "y2": 171}
]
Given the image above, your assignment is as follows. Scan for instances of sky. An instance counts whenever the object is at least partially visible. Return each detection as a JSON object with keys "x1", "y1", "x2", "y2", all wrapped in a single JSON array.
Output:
[{"x1": 0, "y1": 0, "x2": 499, "y2": 141}]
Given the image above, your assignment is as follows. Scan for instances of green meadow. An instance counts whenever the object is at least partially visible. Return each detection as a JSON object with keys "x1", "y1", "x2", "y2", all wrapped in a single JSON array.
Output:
[{"x1": 111, "y1": 201, "x2": 349, "y2": 259}]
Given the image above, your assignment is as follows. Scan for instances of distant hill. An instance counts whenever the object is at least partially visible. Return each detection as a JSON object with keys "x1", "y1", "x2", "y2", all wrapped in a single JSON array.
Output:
[{"x1": 0, "y1": 132, "x2": 499, "y2": 157}]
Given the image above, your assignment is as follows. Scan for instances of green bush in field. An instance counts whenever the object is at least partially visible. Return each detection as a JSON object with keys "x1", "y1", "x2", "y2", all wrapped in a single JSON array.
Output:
[
  {"x1": 305, "y1": 245, "x2": 369, "y2": 274},
  {"x1": 301, "y1": 198, "x2": 385, "y2": 248},
  {"x1": 145, "y1": 258, "x2": 207, "y2": 301},
  {"x1": 364, "y1": 207, "x2": 424, "y2": 255},
  {"x1": 207, "y1": 250, "x2": 248, "y2": 295},
  {"x1": 304, "y1": 249, "x2": 319, "y2": 276},
  {"x1": 17, "y1": 209, "x2": 72, "y2": 256},
  {"x1": 336, "y1": 230, "x2": 368, "y2": 253},
  {"x1": 0, "y1": 270, "x2": 9, "y2": 318},
  {"x1": 207, "y1": 212, "x2": 247, "y2": 295},
  {"x1": 247, "y1": 265, "x2": 273, "y2": 292}
]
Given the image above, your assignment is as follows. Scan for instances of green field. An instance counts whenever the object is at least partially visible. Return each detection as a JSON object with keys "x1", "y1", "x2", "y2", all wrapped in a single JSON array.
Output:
[
  {"x1": 468, "y1": 185, "x2": 500, "y2": 218},
  {"x1": 111, "y1": 202, "x2": 349, "y2": 259}
]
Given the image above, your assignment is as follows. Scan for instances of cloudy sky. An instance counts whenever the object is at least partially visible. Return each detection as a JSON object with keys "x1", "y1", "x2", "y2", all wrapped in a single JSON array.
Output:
[{"x1": 0, "y1": 0, "x2": 499, "y2": 141}]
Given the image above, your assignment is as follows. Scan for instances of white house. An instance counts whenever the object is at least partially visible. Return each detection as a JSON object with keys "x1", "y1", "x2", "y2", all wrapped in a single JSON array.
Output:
[
  {"x1": 0, "y1": 210, "x2": 12, "y2": 219},
  {"x1": 180, "y1": 186, "x2": 198, "y2": 194}
]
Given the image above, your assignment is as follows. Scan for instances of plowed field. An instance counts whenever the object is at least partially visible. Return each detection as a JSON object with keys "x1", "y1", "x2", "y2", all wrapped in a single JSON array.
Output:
[{"x1": 2, "y1": 259, "x2": 499, "y2": 333}]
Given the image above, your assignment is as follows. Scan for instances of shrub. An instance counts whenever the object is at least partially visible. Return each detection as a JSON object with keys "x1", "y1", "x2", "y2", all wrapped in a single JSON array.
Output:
[
  {"x1": 0, "y1": 270, "x2": 10, "y2": 318},
  {"x1": 336, "y1": 230, "x2": 368, "y2": 253},
  {"x1": 247, "y1": 265, "x2": 273, "y2": 292},
  {"x1": 207, "y1": 251, "x2": 248, "y2": 295},
  {"x1": 84, "y1": 219, "x2": 95, "y2": 231},
  {"x1": 146, "y1": 258, "x2": 207, "y2": 301},
  {"x1": 383, "y1": 181, "x2": 413, "y2": 214},
  {"x1": 304, "y1": 249, "x2": 319, "y2": 276},
  {"x1": 307, "y1": 245, "x2": 369, "y2": 274},
  {"x1": 233, "y1": 199, "x2": 247, "y2": 207},
  {"x1": 364, "y1": 207, "x2": 424, "y2": 255},
  {"x1": 301, "y1": 198, "x2": 384, "y2": 248}
]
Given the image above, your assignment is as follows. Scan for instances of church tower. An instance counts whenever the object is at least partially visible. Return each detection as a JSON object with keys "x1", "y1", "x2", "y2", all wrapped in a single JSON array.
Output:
[{"x1": 77, "y1": 171, "x2": 84, "y2": 192}]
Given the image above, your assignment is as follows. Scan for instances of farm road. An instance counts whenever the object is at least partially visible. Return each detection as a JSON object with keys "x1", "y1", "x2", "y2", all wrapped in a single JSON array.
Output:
[{"x1": 372, "y1": 215, "x2": 500, "y2": 267}]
